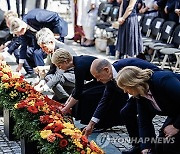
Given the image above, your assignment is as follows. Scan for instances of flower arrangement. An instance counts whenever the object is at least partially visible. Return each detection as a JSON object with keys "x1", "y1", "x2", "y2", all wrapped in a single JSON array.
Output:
[{"x1": 0, "y1": 62, "x2": 105, "y2": 154}]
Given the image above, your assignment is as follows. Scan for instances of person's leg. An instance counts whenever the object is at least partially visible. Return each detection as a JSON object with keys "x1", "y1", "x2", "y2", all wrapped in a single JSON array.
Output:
[
  {"x1": 121, "y1": 98, "x2": 139, "y2": 145},
  {"x1": 6, "y1": 0, "x2": 11, "y2": 10},
  {"x1": 13, "y1": 48, "x2": 34, "y2": 74},
  {"x1": 137, "y1": 98, "x2": 157, "y2": 152},
  {"x1": 21, "y1": 0, "x2": 27, "y2": 17},
  {"x1": 44, "y1": 0, "x2": 48, "y2": 9},
  {"x1": 16, "y1": 0, "x2": 20, "y2": 17},
  {"x1": 33, "y1": 48, "x2": 46, "y2": 66},
  {"x1": 156, "y1": 117, "x2": 180, "y2": 154}
]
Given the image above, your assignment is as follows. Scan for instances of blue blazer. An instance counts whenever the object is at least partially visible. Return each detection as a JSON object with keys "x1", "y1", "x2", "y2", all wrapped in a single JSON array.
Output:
[
  {"x1": 72, "y1": 55, "x2": 97, "y2": 100},
  {"x1": 149, "y1": 71, "x2": 180, "y2": 128},
  {"x1": 93, "y1": 58, "x2": 161, "y2": 120},
  {"x1": 19, "y1": 29, "x2": 39, "y2": 59},
  {"x1": 23, "y1": 9, "x2": 68, "y2": 37},
  {"x1": 138, "y1": 71, "x2": 180, "y2": 150}
]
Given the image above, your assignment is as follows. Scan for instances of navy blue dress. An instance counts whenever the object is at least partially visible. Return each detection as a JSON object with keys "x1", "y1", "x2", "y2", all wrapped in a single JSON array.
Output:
[{"x1": 116, "y1": 0, "x2": 143, "y2": 57}]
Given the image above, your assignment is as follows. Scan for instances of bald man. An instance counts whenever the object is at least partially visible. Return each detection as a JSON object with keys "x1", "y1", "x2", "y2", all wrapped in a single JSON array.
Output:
[{"x1": 83, "y1": 58, "x2": 161, "y2": 154}]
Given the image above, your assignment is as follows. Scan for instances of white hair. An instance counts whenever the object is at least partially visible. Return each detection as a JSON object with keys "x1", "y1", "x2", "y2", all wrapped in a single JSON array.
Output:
[{"x1": 36, "y1": 28, "x2": 56, "y2": 45}]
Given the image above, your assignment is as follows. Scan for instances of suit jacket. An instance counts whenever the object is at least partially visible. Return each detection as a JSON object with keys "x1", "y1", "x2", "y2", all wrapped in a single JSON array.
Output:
[
  {"x1": 148, "y1": 71, "x2": 180, "y2": 128},
  {"x1": 7, "y1": 37, "x2": 21, "y2": 55},
  {"x1": 19, "y1": 29, "x2": 39, "y2": 60},
  {"x1": 138, "y1": 71, "x2": 180, "y2": 150},
  {"x1": 23, "y1": 9, "x2": 68, "y2": 37},
  {"x1": 93, "y1": 58, "x2": 161, "y2": 120},
  {"x1": 45, "y1": 40, "x2": 77, "y2": 88},
  {"x1": 72, "y1": 55, "x2": 97, "y2": 100}
]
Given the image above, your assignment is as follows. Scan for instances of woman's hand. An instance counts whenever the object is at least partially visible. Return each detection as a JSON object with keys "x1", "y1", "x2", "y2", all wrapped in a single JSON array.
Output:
[
  {"x1": 164, "y1": 125, "x2": 179, "y2": 138},
  {"x1": 118, "y1": 17, "x2": 125, "y2": 25}
]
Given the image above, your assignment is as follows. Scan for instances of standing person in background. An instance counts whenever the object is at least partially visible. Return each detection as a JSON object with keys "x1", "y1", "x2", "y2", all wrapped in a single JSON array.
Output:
[
  {"x1": 139, "y1": 0, "x2": 158, "y2": 17},
  {"x1": 164, "y1": 0, "x2": 179, "y2": 23},
  {"x1": 175, "y1": 0, "x2": 180, "y2": 23},
  {"x1": 116, "y1": 0, "x2": 143, "y2": 59},
  {"x1": 77, "y1": 0, "x2": 99, "y2": 47},
  {"x1": 153, "y1": 0, "x2": 168, "y2": 20}
]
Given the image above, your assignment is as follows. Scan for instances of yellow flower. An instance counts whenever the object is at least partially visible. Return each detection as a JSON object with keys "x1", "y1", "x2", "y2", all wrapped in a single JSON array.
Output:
[
  {"x1": 40, "y1": 130, "x2": 52, "y2": 139},
  {"x1": 28, "y1": 100, "x2": 35, "y2": 106},
  {"x1": 74, "y1": 128, "x2": 82, "y2": 135},
  {"x1": 3, "y1": 83, "x2": 9, "y2": 89},
  {"x1": 1, "y1": 74, "x2": 9, "y2": 80},
  {"x1": 73, "y1": 139, "x2": 83, "y2": 149},
  {"x1": 14, "y1": 82, "x2": 20, "y2": 89},
  {"x1": 12, "y1": 72, "x2": 21, "y2": 78},
  {"x1": 48, "y1": 123, "x2": 54, "y2": 127},
  {"x1": 14, "y1": 103, "x2": 18, "y2": 109},
  {"x1": 63, "y1": 122, "x2": 74, "y2": 129},
  {"x1": 62, "y1": 128, "x2": 75, "y2": 136},
  {"x1": 2, "y1": 66, "x2": 11, "y2": 73}
]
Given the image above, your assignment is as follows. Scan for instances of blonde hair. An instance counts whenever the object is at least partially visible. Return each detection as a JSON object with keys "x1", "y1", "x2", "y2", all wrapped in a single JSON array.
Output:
[
  {"x1": 116, "y1": 66, "x2": 153, "y2": 96},
  {"x1": 9, "y1": 18, "x2": 27, "y2": 34},
  {"x1": 36, "y1": 28, "x2": 55, "y2": 45},
  {"x1": 4, "y1": 10, "x2": 18, "y2": 20},
  {"x1": 51, "y1": 48, "x2": 72, "y2": 65}
]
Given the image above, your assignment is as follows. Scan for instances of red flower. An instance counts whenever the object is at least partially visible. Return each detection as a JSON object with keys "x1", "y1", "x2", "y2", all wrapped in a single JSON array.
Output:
[
  {"x1": 81, "y1": 150, "x2": 85, "y2": 154},
  {"x1": 7, "y1": 72, "x2": 12, "y2": 77},
  {"x1": 17, "y1": 102, "x2": 27, "y2": 109},
  {"x1": 40, "y1": 115, "x2": 53, "y2": 124},
  {"x1": 59, "y1": 139, "x2": 68, "y2": 148},
  {"x1": 35, "y1": 101, "x2": 44, "y2": 107},
  {"x1": 53, "y1": 123, "x2": 64, "y2": 132},
  {"x1": 27, "y1": 106, "x2": 38, "y2": 114},
  {"x1": 0, "y1": 71, "x2": 3, "y2": 77},
  {"x1": 17, "y1": 87, "x2": 26, "y2": 92},
  {"x1": 81, "y1": 135, "x2": 88, "y2": 147}
]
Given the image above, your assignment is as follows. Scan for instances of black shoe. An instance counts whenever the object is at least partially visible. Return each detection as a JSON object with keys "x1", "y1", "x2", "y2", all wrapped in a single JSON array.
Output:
[
  {"x1": 24, "y1": 73, "x2": 37, "y2": 79},
  {"x1": 122, "y1": 146, "x2": 141, "y2": 154}
]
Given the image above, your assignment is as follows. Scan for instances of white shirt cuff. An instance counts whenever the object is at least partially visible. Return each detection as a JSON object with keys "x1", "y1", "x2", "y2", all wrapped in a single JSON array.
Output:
[
  {"x1": 42, "y1": 84, "x2": 49, "y2": 92},
  {"x1": 19, "y1": 59, "x2": 25, "y2": 63},
  {"x1": 91, "y1": 117, "x2": 100, "y2": 123},
  {"x1": 2, "y1": 50, "x2": 10, "y2": 59}
]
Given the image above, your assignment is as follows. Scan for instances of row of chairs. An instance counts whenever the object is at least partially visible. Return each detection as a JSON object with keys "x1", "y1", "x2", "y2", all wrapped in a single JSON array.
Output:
[
  {"x1": 139, "y1": 15, "x2": 180, "y2": 72},
  {"x1": 95, "y1": 2, "x2": 119, "y2": 39}
]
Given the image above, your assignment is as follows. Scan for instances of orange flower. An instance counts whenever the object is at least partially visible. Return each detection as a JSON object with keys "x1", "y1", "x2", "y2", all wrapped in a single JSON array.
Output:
[{"x1": 47, "y1": 133, "x2": 56, "y2": 143}]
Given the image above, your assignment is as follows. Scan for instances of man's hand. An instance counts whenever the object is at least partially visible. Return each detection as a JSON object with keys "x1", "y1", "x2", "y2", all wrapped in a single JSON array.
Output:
[
  {"x1": 16, "y1": 63, "x2": 23, "y2": 72},
  {"x1": 82, "y1": 121, "x2": 96, "y2": 138},
  {"x1": 61, "y1": 106, "x2": 69, "y2": 115},
  {"x1": 164, "y1": 125, "x2": 179, "y2": 138}
]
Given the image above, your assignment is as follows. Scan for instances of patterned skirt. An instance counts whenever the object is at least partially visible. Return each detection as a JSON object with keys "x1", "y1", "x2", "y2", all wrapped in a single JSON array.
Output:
[{"x1": 116, "y1": 15, "x2": 143, "y2": 57}]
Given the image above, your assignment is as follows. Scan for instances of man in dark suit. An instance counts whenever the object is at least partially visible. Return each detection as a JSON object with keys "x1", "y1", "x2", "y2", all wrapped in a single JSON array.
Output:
[
  {"x1": 9, "y1": 17, "x2": 45, "y2": 78},
  {"x1": 51, "y1": 50, "x2": 107, "y2": 124},
  {"x1": 117, "y1": 66, "x2": 180, "y2": 154},
  {"x1": 23, "y1": 9, "x2": 68, "y2": 42},
  {"x1": 83, "y1": 58, "x2": 161, "y2": 154}
]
